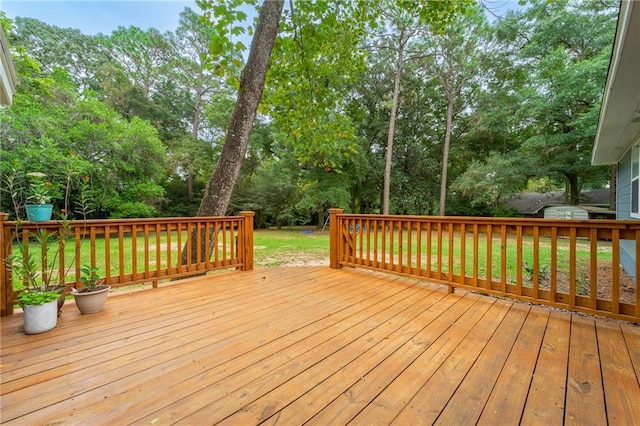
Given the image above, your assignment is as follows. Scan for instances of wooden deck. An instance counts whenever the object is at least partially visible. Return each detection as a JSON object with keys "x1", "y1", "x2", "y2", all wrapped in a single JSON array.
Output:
[{"x1": 1, "y1": 266, "x2": 639, "y2": 425}]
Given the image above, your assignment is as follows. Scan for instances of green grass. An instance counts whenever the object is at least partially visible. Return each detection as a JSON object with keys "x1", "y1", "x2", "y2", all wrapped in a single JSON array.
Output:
[
  {"x1": 253, "y1": 228, "x2": 330, "y2": 266},
  {"x1": 350, "y1": 229, "x2": 613, "y2": 288},
  {"x1": 12, "y1": 227, "x2": 612, "y2": 291}
]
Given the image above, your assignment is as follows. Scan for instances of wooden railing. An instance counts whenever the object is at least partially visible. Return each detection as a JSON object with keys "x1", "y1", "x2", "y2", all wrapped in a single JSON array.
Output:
[
  {"x1": 0, "y1": 212, "x2": 254, "y2": 316},
  {"x1": 329, "y1": 209, "x2": 639, "y2": 323}
]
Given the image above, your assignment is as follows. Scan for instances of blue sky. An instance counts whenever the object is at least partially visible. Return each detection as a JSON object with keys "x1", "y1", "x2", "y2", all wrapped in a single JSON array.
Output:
[
  {"x1": 1, "y1": 1, "x2": 201, "y2": 35},
  {"x1": 1, "y1": 0, "x2": 521, "y2": 37}
]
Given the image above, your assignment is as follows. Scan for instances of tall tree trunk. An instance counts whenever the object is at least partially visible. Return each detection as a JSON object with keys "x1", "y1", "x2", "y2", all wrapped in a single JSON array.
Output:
[
  {"x1": 438, "y1": 93, "x2": 455, "y2": 216},
  {"x1": 198, "y1": 0, "x2": 284, "y2": 216},
  {"x1": 565, "y1": 172, "x2": 580, "y2": 205},
  {"x1": 610, "y1": 164, "x2": 617, "y2": 211},
  {"x1": 181, "y1": 0, "x2": 284, "y2": 265},
  {"x1": 382, "y1": 28, "x2": 407, "y2": 216},
  {"x1": 188, "y1": 92, "x2": 202, "y2": 203}
]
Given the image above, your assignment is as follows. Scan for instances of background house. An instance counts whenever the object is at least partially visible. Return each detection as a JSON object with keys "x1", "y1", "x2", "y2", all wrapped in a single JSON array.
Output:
[
  {"x1": 0, "y1": 28, "x2": 17, "y2": 106},
  {"x1": 503, "y1": 189, "x2": 613, "y2": 218},
  {"x1": 592, "y1": 0, "x2": 640, "y2": 278}
]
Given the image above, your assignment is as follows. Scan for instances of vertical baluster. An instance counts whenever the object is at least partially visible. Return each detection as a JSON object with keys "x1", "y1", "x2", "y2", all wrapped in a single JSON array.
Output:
[
  {"x1": 569, "y1": 227, "x2": 577, "y2": 307},
  {"x1": 460, "y1": 223, "x2": 466, "y2": 286},
  {"x1": 501, "y1": 224, "x2": 507, "y2": 293},
  {"x1": 104, "y1": 225, "x2": 111, "y2": 285},
  {"x1": 448, "y1": 223, "x2": 454, "y2": 282},
  {"x1": 550, "y1": 227, "x2": 558, "y2": 302},
  {"x1": 473, "y1": 223, "x2": 479, "y2": 287},
  {"x1": 516, "y1": 225, "x2": 523, "y2": 295},
  {"x1": 533, "y1": 226, "x2": 540, "y2": 299},
  {"x1": 486, "y1": 224, "x2": 493, "y2": 290},
  {"x1": 590, "y1": 228, "x2": 598, "y2": 310},
  {"x1": 611, "y1": 229, "x2": 620, "y2": 314}
]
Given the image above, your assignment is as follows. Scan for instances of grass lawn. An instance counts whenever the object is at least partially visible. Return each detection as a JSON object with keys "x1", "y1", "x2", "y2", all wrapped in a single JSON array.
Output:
[
  {"x1": 253, "y1": 228, "x2": 330, "y2": 266},
  {"x1": 12, "y1": 227, "x2": 615, "y2": 291}
]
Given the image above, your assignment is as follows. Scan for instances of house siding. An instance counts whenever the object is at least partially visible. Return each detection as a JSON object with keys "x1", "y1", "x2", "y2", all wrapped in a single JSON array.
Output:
[{"x1": 617, "y1": 150, "x2": 636, "y2": 280}]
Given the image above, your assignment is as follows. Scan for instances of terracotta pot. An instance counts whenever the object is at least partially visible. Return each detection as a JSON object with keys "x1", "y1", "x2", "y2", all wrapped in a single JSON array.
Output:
[{"x1": 72, "y1": 285, "x2": 110, "y2": 314}]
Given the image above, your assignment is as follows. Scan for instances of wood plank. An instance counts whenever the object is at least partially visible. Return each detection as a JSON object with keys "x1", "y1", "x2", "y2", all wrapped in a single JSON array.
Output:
[
  {"x1": 4, "y1": 272, "x2": 429, "y2": 424},
  {"x1": 391, "y1": 301, "x2": 527, "y2": 425},
  {"x1": 597, "y1": 321, "x2": 640, "y2": 423},
  {"x1": 217, "y1": 287, "x2": 456, "y2": 424},
  {"x1": 432, "y1": 302, "x2": 531, "y2": 425},
  {"x1": 1, "y1": 266, "x2": 637, "y2": 425},
  {"x1": 521, "y1": 310, "x2": 571, "y2": 424},
  {"x1": 163, "y1": 282, "x2": 437, "y2": 424},
  {"x1": 564, "y1": 316, "x2": 607, "y2": 425},
  {"x1": 1, "y1": 270, "x2": 355, "y2": 394},
  {"x1": 621, "y1": 323, "x2": 640, "y2": 382},
  {"x1": 477, "y1": 306, "x2": 550, "y2": 425},
  {"x1": 305, "y1": 293, "x2": 494, "y2": 426},
  {"x1": 260, "y1": 293, "x2": 475, "y2": 426},
  {"x1": 345, "y1": 299, "x2": 512, "y2": 425},
  {"x1": 1, "y1": 269, "x2": 410, "y2": 422}
]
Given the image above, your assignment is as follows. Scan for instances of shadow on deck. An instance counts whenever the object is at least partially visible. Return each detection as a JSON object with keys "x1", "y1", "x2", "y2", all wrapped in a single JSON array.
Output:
[{"x1": 1, "y1": 266, "x2": 639, "y2": 424}]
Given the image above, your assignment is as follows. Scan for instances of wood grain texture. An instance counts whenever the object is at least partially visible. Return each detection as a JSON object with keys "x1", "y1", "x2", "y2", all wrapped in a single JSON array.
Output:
[{"x1": 1, "y1": 266, "x2": 638, "y2": 425}]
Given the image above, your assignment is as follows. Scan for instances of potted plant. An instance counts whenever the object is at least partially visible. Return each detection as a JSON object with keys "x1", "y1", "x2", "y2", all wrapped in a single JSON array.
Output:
[
  {"x1": 24, "y1": 172, "x2": 54, "y2": 222},
  {"x1": 3, "y1": 164, "x2": 96, "y2": 331},
  {"x1": 6, "y1": 248, "x2": 61, "y2": 334},
  {"x1": 71, "y1": 265, "x2": 110, "y2": 314}
]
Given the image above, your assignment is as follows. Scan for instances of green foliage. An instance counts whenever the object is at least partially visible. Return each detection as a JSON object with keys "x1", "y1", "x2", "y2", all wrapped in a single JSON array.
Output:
[
  {"x1": 263, "y1": 0, "x2": 368, "y2": 170},
  {"x1": 397, "y1": 0, "x2": 475, "y2": 32},
  {"x1": 451, "y1": 152, "x2": 529, "y2": 208},
  {"x1": 79, "y1": 265, "x2": 101, "y2": 289},
  {"x1": 17, "y1": 291, "x2": 59, "y2": 307},
  {"x1": 107, "y1": 202, "x2": 157, "y2": 219},
  {"x1": 196, "y1": 0, "x2": 255, "y2": 80},
  {"x1": 3, "y1": 0, "x2": 616, "y2": 220},
  {"x1": 1, "y1": 60, "x2": 167, "y2": 218},
  {"x1": 498, "y1": 0, "x2": 616, "y2": 202}
]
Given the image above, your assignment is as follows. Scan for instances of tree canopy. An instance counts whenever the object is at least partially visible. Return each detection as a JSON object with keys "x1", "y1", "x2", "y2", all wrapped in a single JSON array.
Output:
[{"x1": 0, "y1": 0, "x2": 616, "y2": 223}]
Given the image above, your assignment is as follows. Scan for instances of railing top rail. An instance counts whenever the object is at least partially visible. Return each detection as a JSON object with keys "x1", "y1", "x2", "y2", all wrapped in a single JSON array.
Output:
[
  {"x1": 334, "y1": 214, "x2": 640, "y2": 229},
  {"x1": 1, "y1": 215, "x2": 245, "y2": 229}
]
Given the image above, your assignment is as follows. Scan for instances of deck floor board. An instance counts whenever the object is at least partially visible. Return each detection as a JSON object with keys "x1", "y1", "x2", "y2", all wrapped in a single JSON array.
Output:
[{"x1": 1, "y1": 266, "x2": 638, "y2": 425}]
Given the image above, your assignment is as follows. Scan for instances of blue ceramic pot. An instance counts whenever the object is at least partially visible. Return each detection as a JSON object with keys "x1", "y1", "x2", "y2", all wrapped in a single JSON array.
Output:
[{"x1": 25, "y1": 204, "x2": 54, "y2": 222}]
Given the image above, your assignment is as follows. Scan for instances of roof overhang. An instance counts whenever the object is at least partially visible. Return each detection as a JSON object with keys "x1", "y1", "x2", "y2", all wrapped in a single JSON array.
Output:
[
  {"x1": 592, "y1": 0, "x2": 640, "y2": 165},
  {"x1": 0, "y1": 28, "x2": 17, "y2": 106}
]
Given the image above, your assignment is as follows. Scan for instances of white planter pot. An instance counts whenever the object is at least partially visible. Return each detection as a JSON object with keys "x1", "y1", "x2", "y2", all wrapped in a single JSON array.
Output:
[
  {"x1": 73, "y1": 285, "x2": 110, "y2": 314},
  {"x1": 23, "y1": 300, "x2": 58, "y2": 334}
]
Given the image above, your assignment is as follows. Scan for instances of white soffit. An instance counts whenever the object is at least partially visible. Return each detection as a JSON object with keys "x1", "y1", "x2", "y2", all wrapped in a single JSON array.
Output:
[{"x1": 592, "y1": 0, "x2": 640, "y2": 165}]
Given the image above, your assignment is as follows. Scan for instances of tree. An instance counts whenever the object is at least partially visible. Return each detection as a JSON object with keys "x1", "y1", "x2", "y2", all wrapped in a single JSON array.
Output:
[
  {"x1": 416, "y1": 6, "x2": 490, "y2": 215},
  {"x1": 168, "y1": 7, "x2": 239, "y2": 202},
  {"x1": 500, "y1": 0, "x2": 616, "y2": 204},
  {"x1": 373, "y1": 4, "x2": 426, "y2": 215},
  {"x1": 10, "y1": 17, "x2": 110, "y2": 91},
  {"x1": 0, "y1": 52, "x2": 167, "y2": 219},
  {"x1": 197, "y1": 0, "x2": 285, "y2": 217}
]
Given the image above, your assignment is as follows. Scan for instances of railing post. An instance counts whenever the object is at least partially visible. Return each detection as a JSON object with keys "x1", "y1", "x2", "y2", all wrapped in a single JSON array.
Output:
[
  {"x1": 240, "y1": 211, "x2": 255, "y2": 271},
  {"x1": 0, "y1": 212, "x2": 14, "y2": 316},
  {"x1": 329, "y1": 208, "x2": 344, "y2": 269}
]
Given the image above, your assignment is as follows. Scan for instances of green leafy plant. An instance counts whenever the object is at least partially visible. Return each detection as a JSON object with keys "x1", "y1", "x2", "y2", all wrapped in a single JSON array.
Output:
[
  {"x1": 26, "y1": 172, "x2": 54, "y2": 205},
  {"x1": 6, "y1": 243, "x2": 66, "y2": 306},
  {"x1": 79, "y1": 265, "x2": 102, "y2": 290},
  {"x1": 3, "y1": 162, "x2": 94, "y2": 306},
  {"x1": 17, "y1": 291, "x2": 60, "y2": 307}
]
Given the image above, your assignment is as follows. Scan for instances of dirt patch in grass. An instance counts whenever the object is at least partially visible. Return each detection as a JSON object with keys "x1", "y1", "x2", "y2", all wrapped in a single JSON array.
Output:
[
  {"x1": 591, "y1": 261, "x2": 636, "y2": 304},
  {"x1": 527, "y1": 261, "x2": 636, "y2": 304},
  {"x1": 257, "y1": 252, "x2": 329, "y2": 267}
]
